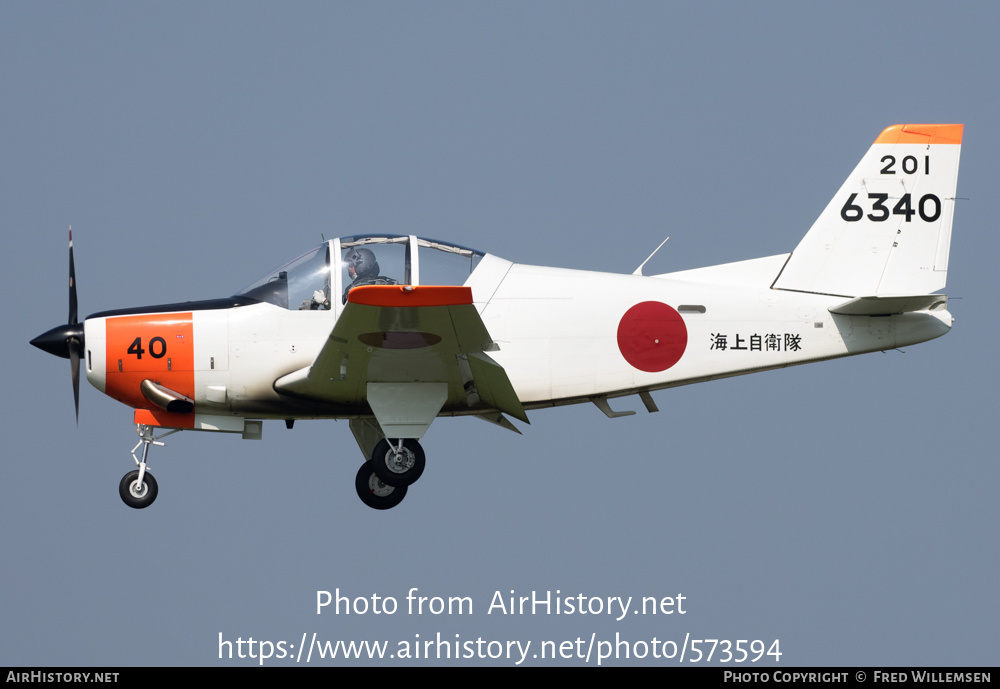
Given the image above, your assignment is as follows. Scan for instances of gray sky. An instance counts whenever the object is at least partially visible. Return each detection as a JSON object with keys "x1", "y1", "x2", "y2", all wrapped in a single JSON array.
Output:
[{"x1": 3, "y1": 1, "x2": 997, "y2": 666}]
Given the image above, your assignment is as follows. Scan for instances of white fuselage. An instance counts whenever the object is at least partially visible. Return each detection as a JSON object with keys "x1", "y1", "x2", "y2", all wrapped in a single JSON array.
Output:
[{"x1": 84, "y1": 251, "x2": 951, "y2": 422}]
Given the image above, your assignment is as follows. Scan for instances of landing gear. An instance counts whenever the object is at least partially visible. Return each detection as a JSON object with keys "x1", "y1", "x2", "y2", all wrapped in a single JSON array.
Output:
[
  {"x1": 370, "y1": 438, "x2": 425, "y2": 487},
  {"x1": 120, "y1": 424, "x2": 179, "y2": 509},
  {"x1": 355, "y1": 438, "x2": 425, "y2": 509},
  {"x1": 119, "y1": 470, "x2": 158, "y2": 508},
  {"x1": 355, "y1": 463, "x2": 408, "y2": 510}
]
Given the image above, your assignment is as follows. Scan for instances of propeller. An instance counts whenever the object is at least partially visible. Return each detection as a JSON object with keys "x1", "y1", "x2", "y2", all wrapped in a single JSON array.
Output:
[{"x1": 30, "y1": 229, "x2": 85, "y2": 422}]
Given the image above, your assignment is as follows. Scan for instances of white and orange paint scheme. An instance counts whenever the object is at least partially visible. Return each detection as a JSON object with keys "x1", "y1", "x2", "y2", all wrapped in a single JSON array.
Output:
[{"x1": 33, "y1": 124, "x2": 963, "y2": 510}]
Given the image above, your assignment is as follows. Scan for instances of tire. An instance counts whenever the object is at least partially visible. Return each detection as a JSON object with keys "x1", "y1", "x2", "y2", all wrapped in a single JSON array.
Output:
[
  {"x1": 355, "y1": 463, "x2": 407, "y2": 510},
  {"x1": 370, "y1": 438, "x2": 425, "y2": 487},
  {"x1": 119, "y1": 470, "x2": 158, "y2": 509}
]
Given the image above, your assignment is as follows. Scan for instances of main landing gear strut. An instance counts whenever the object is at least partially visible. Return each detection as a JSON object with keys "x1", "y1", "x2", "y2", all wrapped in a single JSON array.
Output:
[
  {"x1": 119, "y1": 424, "x2": 179, "y2": 509},
  {"x1": 355, "y1": 438, "x2": 425, "y2": 510}
]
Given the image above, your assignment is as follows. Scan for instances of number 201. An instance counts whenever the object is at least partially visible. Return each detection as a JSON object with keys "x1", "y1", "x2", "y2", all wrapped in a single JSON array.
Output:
[{"x1": 880, "y1": 155, "x2": 930, "y2": 175}]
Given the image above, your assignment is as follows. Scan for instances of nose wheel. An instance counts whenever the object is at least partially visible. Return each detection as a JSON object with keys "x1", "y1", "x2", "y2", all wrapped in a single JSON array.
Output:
[
  {"x1": 119, "y1": 470, "x2": 158, "y2": 508},
  {"x1": 119, "y1": 424, "x2": 179, "y2": 509}
]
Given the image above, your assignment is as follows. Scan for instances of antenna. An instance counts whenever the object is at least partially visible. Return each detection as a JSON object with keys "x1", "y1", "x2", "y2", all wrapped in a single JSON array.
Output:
[{"x1": 632, "y1": 236, "x2": 669, "y2": 276}]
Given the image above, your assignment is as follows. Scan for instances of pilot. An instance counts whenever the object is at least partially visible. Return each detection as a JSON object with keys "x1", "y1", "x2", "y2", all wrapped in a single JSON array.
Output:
[{"x1": 342, "y1": 247, "x2": 398, "y2": 303}]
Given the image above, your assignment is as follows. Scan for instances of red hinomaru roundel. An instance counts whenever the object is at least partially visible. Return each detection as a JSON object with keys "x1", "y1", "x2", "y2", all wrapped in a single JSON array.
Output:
[{"x1": 616, "y1": 302, "x2": 687, "y2": 372}]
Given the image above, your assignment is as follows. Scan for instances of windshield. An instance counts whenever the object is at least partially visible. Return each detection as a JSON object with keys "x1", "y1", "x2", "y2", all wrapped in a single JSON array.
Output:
[{"x1": 237, "y1": 244, "x2": 331, "y2": 310}]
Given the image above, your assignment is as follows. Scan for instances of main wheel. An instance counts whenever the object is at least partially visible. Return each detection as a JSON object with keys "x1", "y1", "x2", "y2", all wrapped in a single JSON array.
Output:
[
  {"x1": 355, "y1": 463, "x2": 407, "y2": 510},
  {"x1": 370, "y1": 438, "x2": 425, "y2": 487},
  {"x1": 119, "y1": 470, "x2": 158, "y2": 509}
]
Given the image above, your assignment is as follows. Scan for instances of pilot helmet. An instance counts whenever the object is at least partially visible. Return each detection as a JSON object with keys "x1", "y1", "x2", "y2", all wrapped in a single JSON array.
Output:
[{"x1": 345, "y1": 247, "x2": 380, "y2": 280}]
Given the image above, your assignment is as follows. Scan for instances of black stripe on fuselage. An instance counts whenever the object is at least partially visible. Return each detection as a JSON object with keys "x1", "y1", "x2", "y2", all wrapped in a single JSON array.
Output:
[{"x1": 88, "y1": 295, "x2": 261, "y2": 319}]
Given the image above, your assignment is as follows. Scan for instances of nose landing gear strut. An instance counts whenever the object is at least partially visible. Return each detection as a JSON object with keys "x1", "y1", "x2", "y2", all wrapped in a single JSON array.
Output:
[{"x1": 119, "y1": 424, "x2": 180, "y2": 509}]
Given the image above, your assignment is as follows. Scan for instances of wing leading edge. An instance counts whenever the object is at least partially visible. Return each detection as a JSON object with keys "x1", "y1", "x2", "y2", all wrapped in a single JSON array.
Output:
[{"x1": 273, "y1": 285, "x2": 528, "y2": 437}]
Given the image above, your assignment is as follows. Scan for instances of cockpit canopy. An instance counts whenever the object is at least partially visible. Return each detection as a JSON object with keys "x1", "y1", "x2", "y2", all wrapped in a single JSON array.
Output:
[{"x1": 237, "y1": 235, "x2": 485, "y2": 311}]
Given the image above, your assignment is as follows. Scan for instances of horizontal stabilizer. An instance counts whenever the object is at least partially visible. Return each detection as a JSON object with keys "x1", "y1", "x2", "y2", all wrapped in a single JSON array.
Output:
[{"x1": 828, "y1": 294, "x2": 948, "y2": 316}]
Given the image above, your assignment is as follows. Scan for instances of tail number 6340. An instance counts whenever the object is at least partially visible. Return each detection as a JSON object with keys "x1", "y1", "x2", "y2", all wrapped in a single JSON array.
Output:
[{"x1": 840, "y1": 192, "x2": 941, "y2": 223}]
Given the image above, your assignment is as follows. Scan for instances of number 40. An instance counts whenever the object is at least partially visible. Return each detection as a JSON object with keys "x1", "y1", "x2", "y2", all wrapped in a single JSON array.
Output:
[{"x1": 127, "y1": 336, "x2": 167, "y2": 359}]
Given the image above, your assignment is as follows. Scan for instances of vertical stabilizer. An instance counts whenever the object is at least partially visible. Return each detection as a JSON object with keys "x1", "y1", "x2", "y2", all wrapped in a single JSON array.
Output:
[{"x1": 774, "y1": 124, "x2": 962, "y2": 297}]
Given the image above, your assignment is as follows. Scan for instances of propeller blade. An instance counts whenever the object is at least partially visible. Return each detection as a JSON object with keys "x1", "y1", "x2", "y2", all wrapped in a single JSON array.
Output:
[
  {"x1": 68, "y1": 228, "x2": 78, "y2": 326},
  {"x1": 69, "y1": 339, "x2": 81, "y2": 424}
]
